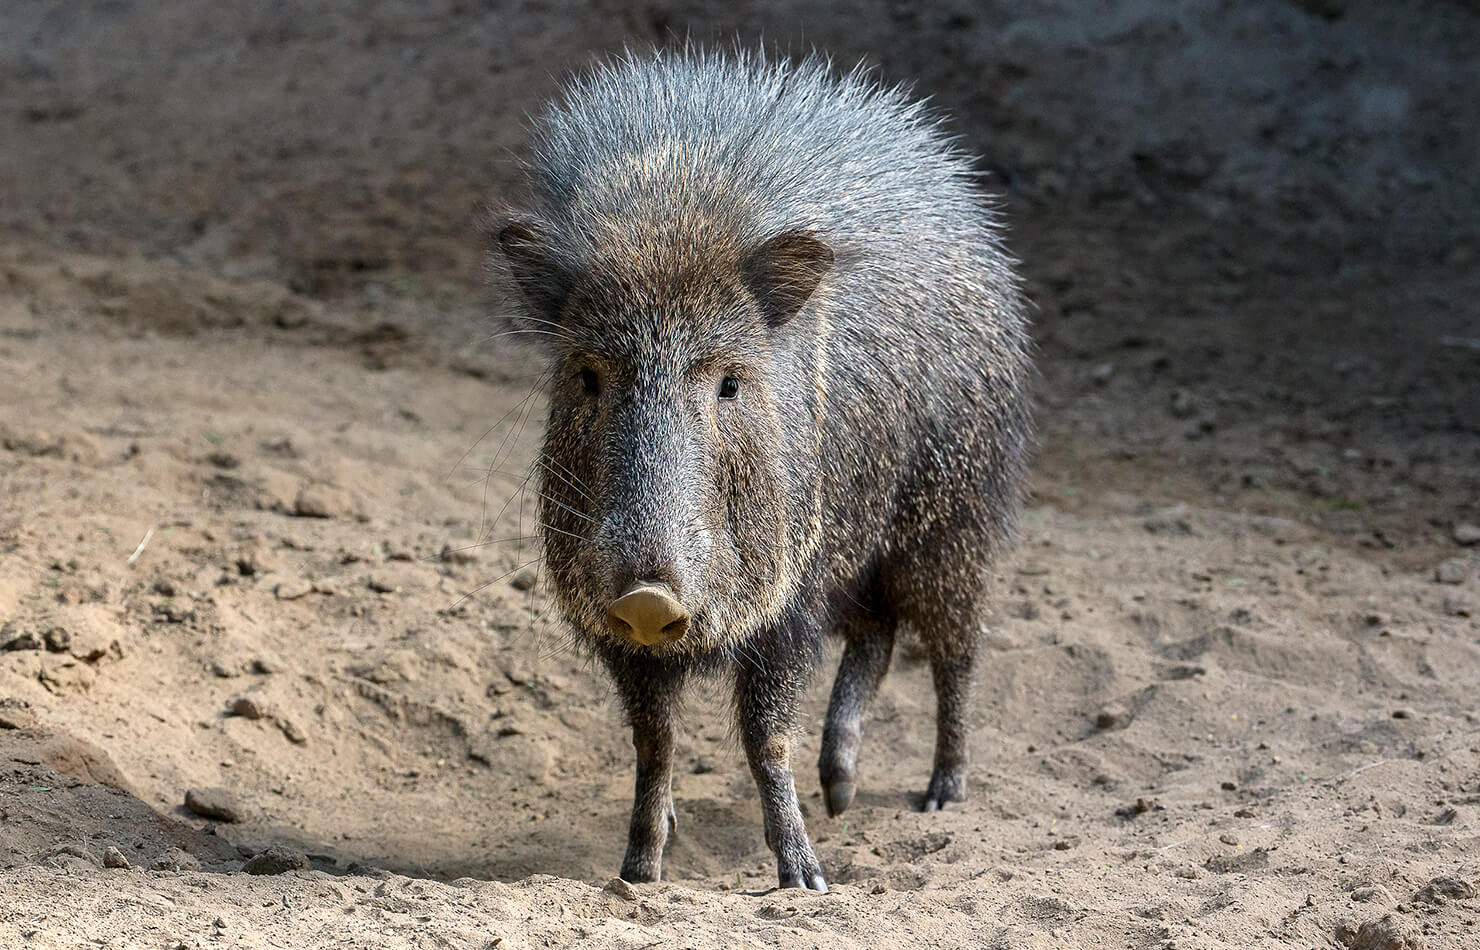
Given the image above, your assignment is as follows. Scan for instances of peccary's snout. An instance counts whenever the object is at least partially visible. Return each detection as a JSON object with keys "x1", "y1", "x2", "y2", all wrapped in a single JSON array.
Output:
[
  {"x1": 607, "y1": 581, "x2": 690, "y2": 646},
  {"x1": 592, "y1": 379, "x2": 707, "y2": 648}
]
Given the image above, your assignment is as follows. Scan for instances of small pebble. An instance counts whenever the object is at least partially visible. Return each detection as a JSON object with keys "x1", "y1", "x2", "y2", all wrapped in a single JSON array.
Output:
[
  {"x1": 293, "y1": 485, "x2": 349, "y2": 519},
  {"x1": 151, "y1": 847, "x2": 202, "y2": 872},
  {"x1": 210, "y1": 659, "x2": 241, "y2": 678},
  {"x1": 0, "y1": 698, "x2": 38, "y2": 730},
  {"x1": 275, "y1": 578, "x2": 313, "y2": 600},
  {"x1": 1453, "y1": 522, "x2": 1480, "y2": 546},
  {"x1": 228, "y1": 696, "x2": 268, "y2": 720},
  {"x1": 276, "y1": 717, "x2": 308, "y2": 745},
  {"x1": 42, "y1": 627, "x2": 71, "y2": 652},
  {"x1": 509, "y1": 569, "x2": 538, "y2": 592},
  {"x1": 103, "y1": 846, "x2": 131, "y2": 869},
  {"x1": 1219, "y1": 833, "x2": 1239, "y2": 846},
  {"x1": 1435, "y1": 557, "x2": 1470, "y2": 585},
  {"x1": 185, "y1": 787, "x2": 242, "y2": 823},
  {"x1": 1350, "y1": 884, "x2": 1394, "y2": 904},
  {"x1": 243, "y1": 846, "x2": 309, "y2": 875},
  {"x1": 1, "y1": 628, "x2": 43, "y2": 652},
  {"x1": 603, "y1": 877, "x2": 639, "y2": 901},
  {"x1": 1094, "y1": 704, "x2": 1128, "y2": 730}
]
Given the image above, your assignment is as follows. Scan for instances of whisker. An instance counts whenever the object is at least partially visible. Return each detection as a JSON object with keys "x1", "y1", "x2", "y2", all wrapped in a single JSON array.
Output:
[
  {"x1": 476, "y1": 391, "x2": 550, "y2": 544},
  {"x1": 537, "y1": 453, "x2": 596, "y2": 501},
  {"x1": 445, "y1": 555, "x2": 547, "y2": 610},
  {"x1": 465, "y1": 468, "x2": 597, "y2": 523},
  {"x1": 444, "y1": 371, "x2": 552, "y2": 486},
  {"x1": 478, "y1": 328, "x2": 572, "y2": 345},
  {"x1": 427, "y1": 535, "x2": 545, "y2": 560},
  {"x1": 538, "y1": 520, "x2": 587, "y2": 542},
  {"x1": 532, "y1": 456, "x2": 594, "y2": 503},
  {"x1": 472, "y1": 475, "x2": 596, "y2": 526},
  {"x1": 538, "y1": 492, "x2": 596, "y2": 524}
]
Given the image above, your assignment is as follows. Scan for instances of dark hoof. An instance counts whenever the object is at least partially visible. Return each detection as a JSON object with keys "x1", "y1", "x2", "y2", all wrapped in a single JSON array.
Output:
[
  {"x1": 778, "y1": 868, "x2": 829, "y2": 893},
  {"x1": 922, "y1": 767, "x2": 966, "y2": 812},
  {"x1": 823, "y1": 779, "x2": 855, "y2": 818},
  {"x1": 777, "y1": 849, "x2": 828, "y2": 893}
]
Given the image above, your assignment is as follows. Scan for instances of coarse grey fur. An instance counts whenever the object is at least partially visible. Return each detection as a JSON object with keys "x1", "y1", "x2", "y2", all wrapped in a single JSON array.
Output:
[{"x1": 490, "y1": 47, "x2": 1032, "y2": 892}]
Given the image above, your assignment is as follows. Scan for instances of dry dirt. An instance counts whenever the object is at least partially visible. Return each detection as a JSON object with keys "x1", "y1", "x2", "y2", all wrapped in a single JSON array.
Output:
[{"x1": 2, "y1": 2, "x2": 1479, "y2": 948}]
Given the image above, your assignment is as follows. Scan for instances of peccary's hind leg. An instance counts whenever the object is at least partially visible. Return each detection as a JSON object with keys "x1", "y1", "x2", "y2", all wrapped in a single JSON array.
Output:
[
  {"x1": 600, "y1": 645, "x2": 686, "y2": 883},
  {"x1": 736, "y1": 608, "x2": 827, "y2": 892},
  {"x1": 818, "y1": 612, "x2": 895, "y2": 817},
  {"x1": 922, "y1": 628, "x2": 980, "y2": 811}
]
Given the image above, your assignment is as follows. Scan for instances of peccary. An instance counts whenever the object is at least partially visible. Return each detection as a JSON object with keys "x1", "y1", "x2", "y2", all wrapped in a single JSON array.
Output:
[{"x1": 491, "y1": 48, "x2": 1031, "y2": 892}]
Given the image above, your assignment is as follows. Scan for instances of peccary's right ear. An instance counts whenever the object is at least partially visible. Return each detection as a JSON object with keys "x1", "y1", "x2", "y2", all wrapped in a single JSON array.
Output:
[
  {"x1": 494, "y1": 218, "x2": 571, "y2": 319},
  {"x1": 742, "y1": 230, "x2": 834, "y2": 328}
]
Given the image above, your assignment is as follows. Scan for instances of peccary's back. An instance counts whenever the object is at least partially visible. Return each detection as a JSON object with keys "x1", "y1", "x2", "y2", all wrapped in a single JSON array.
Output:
[{"x1": 527, "y1": 49, "x2": 1031, "y2": 588}]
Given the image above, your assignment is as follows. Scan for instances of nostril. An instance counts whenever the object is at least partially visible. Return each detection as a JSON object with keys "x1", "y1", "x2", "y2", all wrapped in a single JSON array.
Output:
[{"x1": 607, "y1": 581, "x2": 690, "y2": 646}]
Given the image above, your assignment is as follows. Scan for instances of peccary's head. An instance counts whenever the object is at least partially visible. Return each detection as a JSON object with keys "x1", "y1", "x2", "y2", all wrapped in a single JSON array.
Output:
[{"x1": 494, "y1": 219, "x2": 833, "y2": 654}]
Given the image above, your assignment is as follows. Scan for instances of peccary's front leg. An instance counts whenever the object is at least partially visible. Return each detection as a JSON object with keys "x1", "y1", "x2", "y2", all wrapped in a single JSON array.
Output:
[
  {"x1": 735, "y1": 614, "x2": 827, "y2": 892},
  {"x1": 623, "y1": 715, "x2": 677, "y2": 882},
  {"x1": 601, "y1": 647, "x2": 686, "y2": 883}
]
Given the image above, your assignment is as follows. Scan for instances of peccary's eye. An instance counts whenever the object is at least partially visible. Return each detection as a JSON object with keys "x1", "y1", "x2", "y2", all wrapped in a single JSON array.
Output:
[
  {"x1": 717, "y1": 376, "x2": 740, "y2": 401},
  {"x1": 578, "y1": 369, "x2": 599, "y2": 396}
]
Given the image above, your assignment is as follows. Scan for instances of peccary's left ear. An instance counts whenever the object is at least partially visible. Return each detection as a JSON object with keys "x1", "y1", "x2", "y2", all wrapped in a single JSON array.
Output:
[{"x1": 741, "y1": 230, "x2": 834, "y2": 328}]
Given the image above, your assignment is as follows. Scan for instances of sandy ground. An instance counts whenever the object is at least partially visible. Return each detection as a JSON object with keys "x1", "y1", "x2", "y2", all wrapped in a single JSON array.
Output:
[{"x1": 2, "y1": 2, "x2": 1479, "y2": 948}]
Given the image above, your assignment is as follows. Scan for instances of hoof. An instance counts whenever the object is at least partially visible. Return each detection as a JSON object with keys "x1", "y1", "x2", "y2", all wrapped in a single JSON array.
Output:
[
  {"x1": 777, "y1": 845, "x2": 828, "y2": 893},
  {"x1": 922, "y1": 767, "x2": 967, "y2": 813},
  {"x1": 823, "y1": 779, "x2": 856, "y2": 818},
  {"x1": 778, "y1": 868, "x2": 829, "y2": 893}
]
